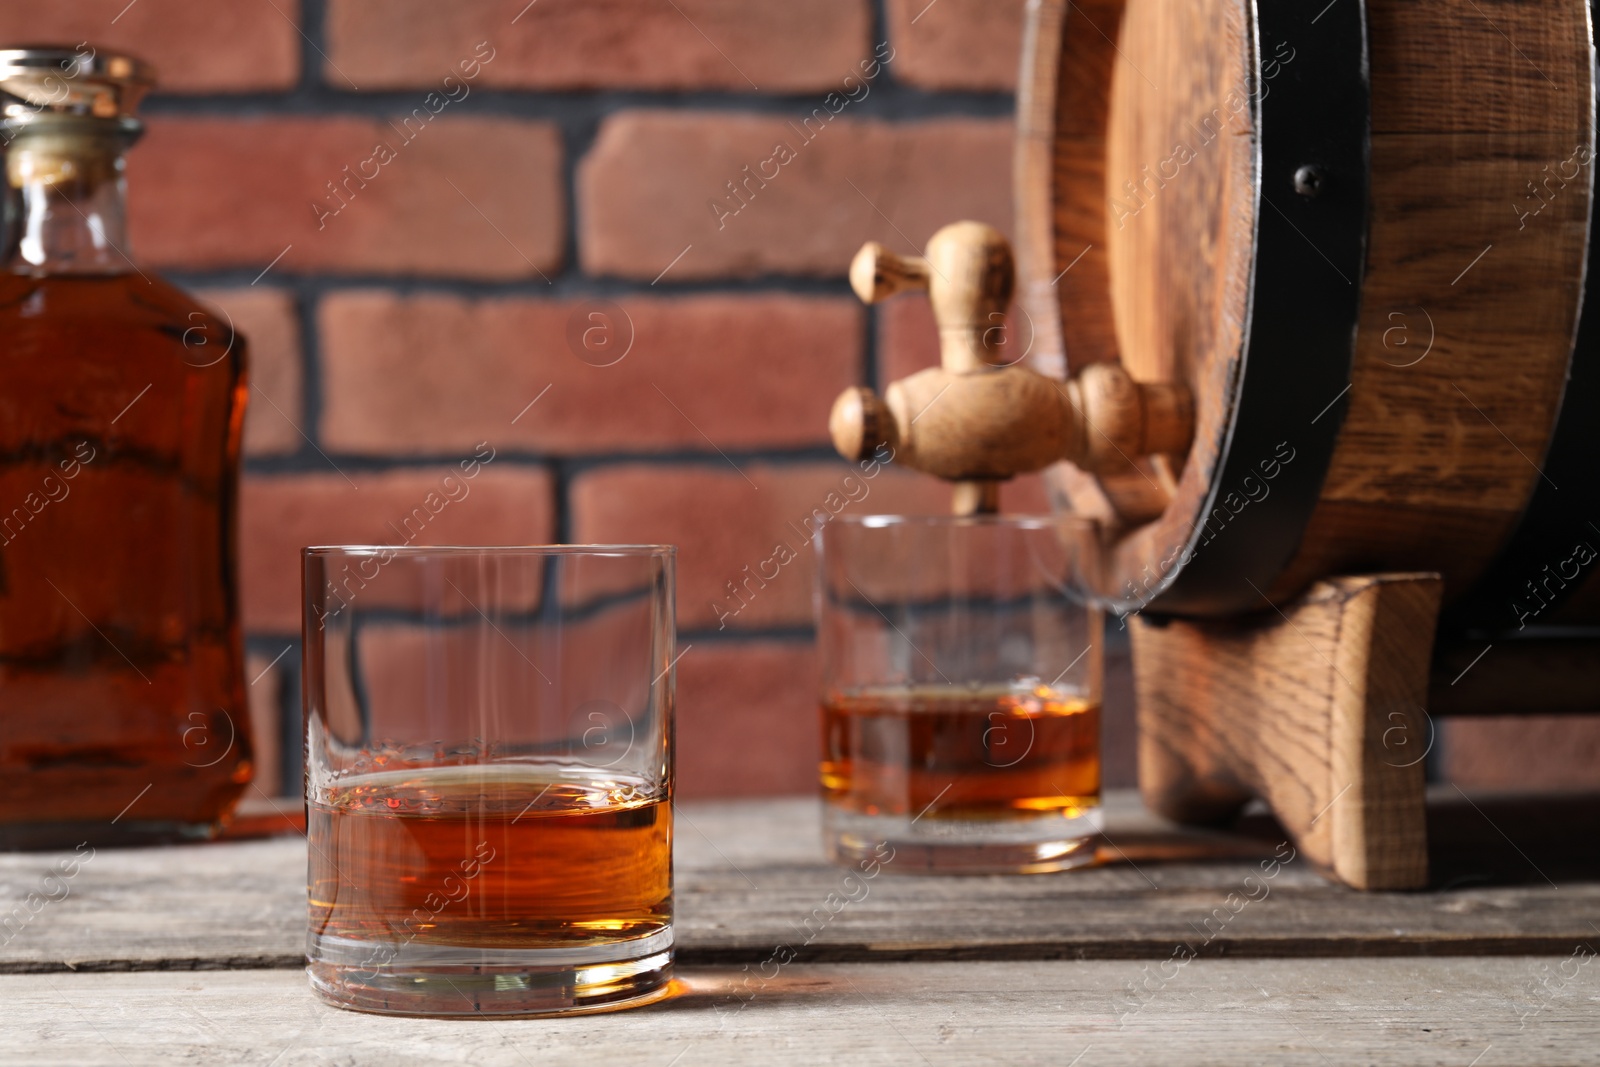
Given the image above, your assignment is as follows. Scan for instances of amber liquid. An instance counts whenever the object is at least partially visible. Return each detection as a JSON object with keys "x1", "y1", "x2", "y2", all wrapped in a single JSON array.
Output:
[
  {"x1": 0, "y1": 274, "x2": 250, "y2": 842},
  {"x1": 821, "y1": 686, "x2": 1101, "y2": 820},
  {"x1": 308, "y1": 765, "x2": 672, "y2": 952}
]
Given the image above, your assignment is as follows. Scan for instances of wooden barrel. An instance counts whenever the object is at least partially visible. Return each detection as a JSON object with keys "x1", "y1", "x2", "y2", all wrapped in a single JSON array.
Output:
[{"x1": 1015, "y1": 0, "x2": 1600, "y2": 636}]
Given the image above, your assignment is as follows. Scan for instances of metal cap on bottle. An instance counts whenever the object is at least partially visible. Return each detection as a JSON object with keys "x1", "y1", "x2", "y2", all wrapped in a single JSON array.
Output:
[{"x1": 0, "y1": 45, "x2": 155, "y2": 133}]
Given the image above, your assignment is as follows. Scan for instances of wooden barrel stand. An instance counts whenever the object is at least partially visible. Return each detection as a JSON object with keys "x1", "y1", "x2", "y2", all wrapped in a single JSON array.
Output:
[
  {"x1": 1130, "y1": 573, "x2": 1442, "y2": 889},
  {"x1": 1010, "y1": 0, "x2": 1600, "y2": 888}
]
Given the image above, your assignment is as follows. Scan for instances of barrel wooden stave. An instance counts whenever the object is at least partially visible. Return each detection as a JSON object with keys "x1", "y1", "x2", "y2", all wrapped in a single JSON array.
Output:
[{"x1": 1020, "y1": 0, "x2": 1598, "y2": 623}]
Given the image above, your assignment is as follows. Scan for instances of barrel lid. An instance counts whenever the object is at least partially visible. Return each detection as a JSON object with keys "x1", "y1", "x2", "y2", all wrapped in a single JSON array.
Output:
[{"x1": 0, "y1": 45, "x2": 155, "y2": 128}]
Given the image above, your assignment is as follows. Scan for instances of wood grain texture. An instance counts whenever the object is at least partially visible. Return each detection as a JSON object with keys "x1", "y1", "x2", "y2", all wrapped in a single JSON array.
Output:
[
  {"x1": 4, "y1": 792, "x2": 1600, "y2": 975},
  {"x1": 1366, "y1": 0, "x2": 1593, "y2": 135},
  {"x1": 1273, "y1": 128, "x2": 1592, "y2": 600},
  {"x1": 6, "y1": 958, "x2": 1600, "y2": 1066},
  {"x1": 1013, "y1": 0, "x2": 1599, "y2": 901},
  {"x1": 1132, "y1": 574, "x2": 1442, "y2": 889},
  {"x1": 1018, "y1": 0, "x2": 1596, "y2": 613},
  {"x1": 1016, "y1": 0, "x2": 1119, "y2": 380},
  {"x1": 1020, "y1": 0, "x2": 1260, "y2": 585}
]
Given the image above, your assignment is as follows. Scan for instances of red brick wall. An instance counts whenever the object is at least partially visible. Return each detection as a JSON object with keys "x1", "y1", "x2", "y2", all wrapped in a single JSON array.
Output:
[
  {"x1": 21, "y1": 1, "x2": 1588, "y2": 802},
  {"x1": 13, "y1": 0, "x2": 1075, "y2": 798}
]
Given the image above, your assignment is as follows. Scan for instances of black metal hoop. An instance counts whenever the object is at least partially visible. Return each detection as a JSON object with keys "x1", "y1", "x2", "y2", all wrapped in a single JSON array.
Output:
[{"x1": 1145, "y1": 0, "x2": 1371, "y2": 616}]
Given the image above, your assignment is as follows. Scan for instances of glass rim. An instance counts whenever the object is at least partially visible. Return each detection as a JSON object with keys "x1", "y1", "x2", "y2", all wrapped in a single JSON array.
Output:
[
  {"x1": 302, "y1": 544, "x2": 676, "y2": 558},
  {"x1": 824, "y1": 514, "x2": 1098, "y2": 532}
]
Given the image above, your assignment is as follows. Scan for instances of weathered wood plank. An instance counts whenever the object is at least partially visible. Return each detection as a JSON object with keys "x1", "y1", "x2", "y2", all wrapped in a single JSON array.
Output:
[
  {"x1": 2, "y1": 791, "x2": 1596, "y2": 972},
  {"x1": 5, "y1": 958, "x2": 1598, "y2": 1066}
]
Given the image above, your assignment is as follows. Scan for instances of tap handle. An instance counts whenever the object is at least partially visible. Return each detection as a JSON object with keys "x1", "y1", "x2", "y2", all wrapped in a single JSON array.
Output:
[
  {"x1": 921, "y1": 221, "x2": 1016, "y2": 372},
  {"x1": 849, "y1": 242, "x2": 931, "y2": 304},
  {"x1": 852, "y1": 223, "x2": 1016, "y2": 372}
]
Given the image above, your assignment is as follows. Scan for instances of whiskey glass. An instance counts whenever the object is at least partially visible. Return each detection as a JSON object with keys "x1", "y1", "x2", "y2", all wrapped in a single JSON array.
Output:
[
  {"x1": 815, "y1": 515, "x2": 1102, "y2": 874},
  {"x1": 302, "y1": 545, "x2": 676, "y2": 1016}
]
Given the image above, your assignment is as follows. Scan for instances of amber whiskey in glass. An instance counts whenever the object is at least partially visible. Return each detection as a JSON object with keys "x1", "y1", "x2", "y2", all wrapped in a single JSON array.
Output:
[
  {"x1": 308, "y1": 766, "x2": 672, "y2": 959},
  {"x1": 815, "y1": 516, "x2": 1104, "y2": 873},
  {"x1": 820, "y1": 685, "x2": 1102, "y2": 821}
]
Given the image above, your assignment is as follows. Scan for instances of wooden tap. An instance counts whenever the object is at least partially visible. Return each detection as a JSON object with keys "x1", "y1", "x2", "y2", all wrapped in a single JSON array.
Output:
[{"x1": 830, "y1": 221, "x2": 1194, "y2": 515}]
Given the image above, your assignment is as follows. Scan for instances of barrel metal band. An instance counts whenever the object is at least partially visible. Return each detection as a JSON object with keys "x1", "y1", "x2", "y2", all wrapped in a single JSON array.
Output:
[{"x1": 1150, "y1": 0, "x2": 1370, "y2": 616}]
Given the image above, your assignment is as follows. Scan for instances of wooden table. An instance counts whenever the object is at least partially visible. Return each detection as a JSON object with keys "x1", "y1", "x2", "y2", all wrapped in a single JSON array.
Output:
[{"x1": 3, "y1": 790, "x2": 1598, "y2": 1065}]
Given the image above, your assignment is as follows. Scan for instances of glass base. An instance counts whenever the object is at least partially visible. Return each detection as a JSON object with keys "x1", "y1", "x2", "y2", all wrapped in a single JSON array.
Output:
[
  {"x1": 307, "y1": 927, "x2": 674, "y2": 1017},
  {"x1": 824, "y1": 804, "x2": 1104, "y2": 874}
]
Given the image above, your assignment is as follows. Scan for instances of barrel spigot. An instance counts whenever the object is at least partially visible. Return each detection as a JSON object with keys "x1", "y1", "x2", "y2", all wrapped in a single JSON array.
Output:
[{"x1": 830, "y1": 221, "x2": 1194, "y2": 515}]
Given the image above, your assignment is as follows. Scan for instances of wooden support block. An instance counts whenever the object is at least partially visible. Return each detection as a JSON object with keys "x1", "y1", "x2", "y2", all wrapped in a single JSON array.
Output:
[{"x1": 1130, "y1": 573, "x2": 1443, "y2": 890}]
